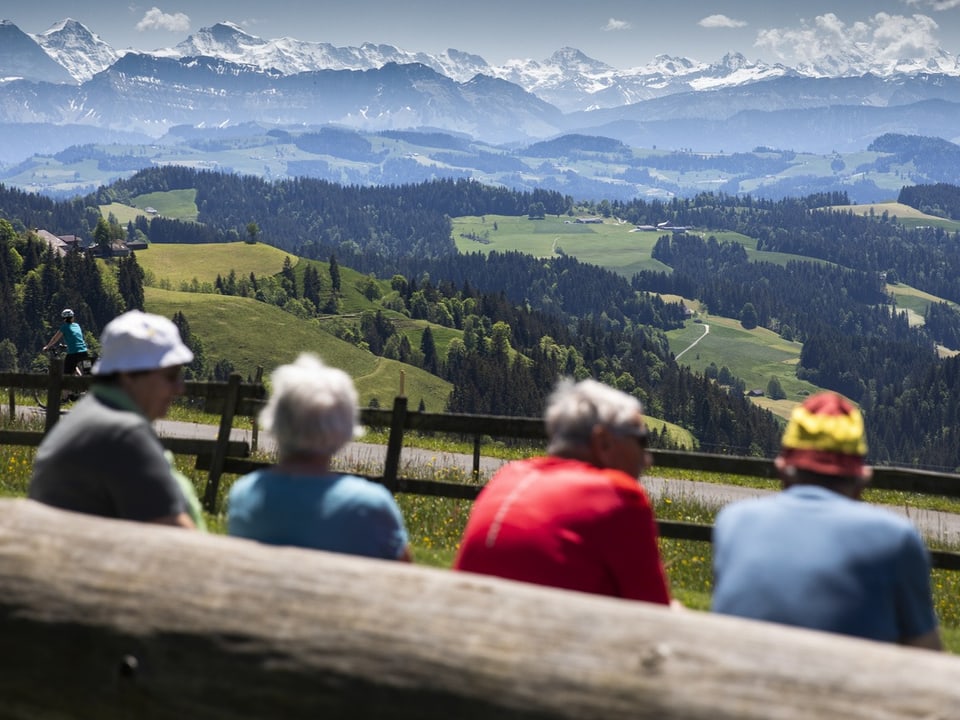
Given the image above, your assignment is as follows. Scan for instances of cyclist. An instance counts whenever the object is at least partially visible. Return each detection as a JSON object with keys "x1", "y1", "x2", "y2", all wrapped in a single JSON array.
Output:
[{"x1": 43, "y1": 308, "x2": 89, "y2": 378}]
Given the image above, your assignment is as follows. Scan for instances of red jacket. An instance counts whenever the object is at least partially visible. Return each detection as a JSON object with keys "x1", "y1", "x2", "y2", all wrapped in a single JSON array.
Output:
[{"x1": 454, "y1": 456, "x2": 670, "y2": 604}]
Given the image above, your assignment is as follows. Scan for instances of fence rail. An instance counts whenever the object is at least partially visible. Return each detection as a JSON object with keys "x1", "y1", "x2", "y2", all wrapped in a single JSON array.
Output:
[{"x1": 4, "y1": 368, "x2": 960, "y2": 569}]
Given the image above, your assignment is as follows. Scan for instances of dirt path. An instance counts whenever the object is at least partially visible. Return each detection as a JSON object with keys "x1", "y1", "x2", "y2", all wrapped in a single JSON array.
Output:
[{"x1": 674, "y1": 322, "x2": 709, "y2": 360}]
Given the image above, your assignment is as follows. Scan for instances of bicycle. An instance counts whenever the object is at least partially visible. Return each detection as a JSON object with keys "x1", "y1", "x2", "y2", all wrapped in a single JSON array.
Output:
[{"x1": 34, "y1": 344, "x2": 95, "y2": 411}]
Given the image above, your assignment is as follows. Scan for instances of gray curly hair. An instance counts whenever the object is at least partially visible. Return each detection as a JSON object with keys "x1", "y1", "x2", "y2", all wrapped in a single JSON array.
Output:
[{"x1": 259, "y1": 353, "x2": 363, "y2": 460}]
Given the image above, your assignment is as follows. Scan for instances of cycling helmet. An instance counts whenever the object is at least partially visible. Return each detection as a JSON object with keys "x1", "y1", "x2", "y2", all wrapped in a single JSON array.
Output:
[{"x1": 61, "y1": 308, "x2": 75, "y2": 319}]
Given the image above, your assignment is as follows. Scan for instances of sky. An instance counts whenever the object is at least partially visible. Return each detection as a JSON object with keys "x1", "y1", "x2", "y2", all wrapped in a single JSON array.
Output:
[{"x1": 5, "y1": 1, "x2": 960, "y2": 69}]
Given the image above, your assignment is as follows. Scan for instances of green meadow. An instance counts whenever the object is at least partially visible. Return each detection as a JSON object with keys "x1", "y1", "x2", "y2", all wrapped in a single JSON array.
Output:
[
  {"x1": 145, "y1": 286, "x2": 451, "y2": 411},
  {"x1": 138, "y1": 241, "x2": 292, "y2": 285},
  {"x1": 833, "y1": 201, "x2": 960, "y2": 232},
  {"x1": 453, "y1": 215, "x2": 672, "y2": 276},
  {"x1": 666, "y1": 315, "x2": 819, "y2": 420},
  {"x1": 453, "y1": 215, "x2": 826, "y2": 277},
  {"x1": 102, "y1": 189, "x2": 200, "y2": 223}
]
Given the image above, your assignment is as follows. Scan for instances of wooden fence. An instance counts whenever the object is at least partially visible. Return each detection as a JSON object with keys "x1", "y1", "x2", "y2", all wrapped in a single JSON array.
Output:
[{"x1": 4, "y1": 367, "x2": 960, "y2": 569}]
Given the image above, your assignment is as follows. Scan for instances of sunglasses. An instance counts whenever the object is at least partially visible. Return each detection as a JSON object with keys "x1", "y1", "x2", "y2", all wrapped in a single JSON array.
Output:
[{"x1": 615, "y1": 427, "x2": 650, "y2": 448}]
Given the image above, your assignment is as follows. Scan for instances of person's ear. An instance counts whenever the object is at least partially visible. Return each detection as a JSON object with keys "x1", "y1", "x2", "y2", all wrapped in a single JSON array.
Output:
[{"x1": 589, "y1": 425, "x2": 613, "y2": 464}]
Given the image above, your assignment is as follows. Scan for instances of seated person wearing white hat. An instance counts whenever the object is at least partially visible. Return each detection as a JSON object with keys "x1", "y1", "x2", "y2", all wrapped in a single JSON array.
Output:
[{"x1": 30, "y1": 310, "x2": 201, "y2": 529}]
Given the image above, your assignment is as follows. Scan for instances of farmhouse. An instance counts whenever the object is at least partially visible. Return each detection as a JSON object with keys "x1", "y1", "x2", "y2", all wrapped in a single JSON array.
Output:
[
  {"x1": 34, "y1": 229, "x2": 76, "y2": 257},
  {"x1": 575, "y1": 217, "x2": 604, "y2": 224}
]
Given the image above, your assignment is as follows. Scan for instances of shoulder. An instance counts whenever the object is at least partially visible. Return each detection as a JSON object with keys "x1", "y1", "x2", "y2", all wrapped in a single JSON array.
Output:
[
  {"x1": 331, "y1": 473, "x2": 393, "y2": 498},
  {"x1": 229, "y1": 469, "x2": 265, "y2": 495}
]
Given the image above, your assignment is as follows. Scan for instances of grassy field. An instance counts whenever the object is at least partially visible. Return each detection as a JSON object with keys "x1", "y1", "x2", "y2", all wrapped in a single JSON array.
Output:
[
  {"x1": 145, "y1": 287, "x2": 452, "y2": 411},
  {"x1": 136, "y1": 241, "x2": 293, "y2": 285},
  {"x1": 101, "y1": 189, "x2": 200, "y2": 224},
  {"x1": 453, "y1": 215, "x2": 672, "y2": 276},
  {"x1": 453, "y1": 215, "x2": 827, "y2": 277},
  {"x1": 666, "y1": 314, "x2": 820, "y2": 420},
  {"x1": 827, "y1": 201, "x2": 960, "y2": 232}
]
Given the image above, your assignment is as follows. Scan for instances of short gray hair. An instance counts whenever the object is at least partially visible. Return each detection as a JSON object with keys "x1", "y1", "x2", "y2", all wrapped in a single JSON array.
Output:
[
  {"x1": 545, "y1": 378, "x2": 644, "y2": 455},
  {"x1": 259, "y1": 353, "x2": 362, "y2": 460}
]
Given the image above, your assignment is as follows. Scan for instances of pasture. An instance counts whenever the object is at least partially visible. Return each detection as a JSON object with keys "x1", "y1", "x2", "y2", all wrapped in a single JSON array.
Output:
[
  {"x1": 144, "y1": 286, "x2": 452, "y2": 412},
  {"x1": 453, "y1": 215, "x2": 672, "y2": 276},
  {"x1": 666, "y1": 314, "x2": 820, "y2": 421},
  {"x1": 453, "y1": 215, "x2": 829, "y2": 276},
  {"x1": 828, "y1": 201, "x2": 960, "y2": 232},
  {"x1": 136, "y1": 241, "x2": 292, "y2": 285}
]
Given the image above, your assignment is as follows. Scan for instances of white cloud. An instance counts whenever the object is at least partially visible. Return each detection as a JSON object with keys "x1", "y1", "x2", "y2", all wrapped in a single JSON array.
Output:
[
  {"x1": 603, "y1": 18, "x2": 632, "y2": 32},
  {"x1": 136, "y1": 7, "x2": 191, "y2": 33},
  {"x1": 699, "y1": 15, "x2": 748, "y2": 29},
  {"x1": 905, "y1": 0, "x2": 960, "y2": 10},
  {"x1": 755, "y1": 12, "x2": 940, "y2": 65}
]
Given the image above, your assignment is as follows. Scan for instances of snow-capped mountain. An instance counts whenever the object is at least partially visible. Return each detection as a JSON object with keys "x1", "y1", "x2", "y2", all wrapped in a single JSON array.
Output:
[
  {"x1": 31, "y1": 18, "x2": 119, "y2": 83},
  {"x1": 0, "y1": 20, "x2": 74, "y2": 84},
  {"x1": 170, "y1": 22, "x2": 492, "y2": 85},
  {"x1": 166, "y1": 25, "x2": 797, "y2": 111},
  {"x1": 5, "y1": 17, "x2": 960, "y2": 112}
]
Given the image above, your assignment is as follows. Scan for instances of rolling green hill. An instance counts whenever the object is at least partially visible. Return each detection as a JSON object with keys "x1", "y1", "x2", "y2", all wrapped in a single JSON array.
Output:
[
  {"x1": 666, "y1": 314, "x2": 820, "y2": 420},
  {"x1": 136, "y1": 241, "x2": 293, "y2": 285},
  {"x1": 137, "y1": 243, "x2": 695, "y2": 442},
  {"x1": 144, "y1": 287, "x2": 452, "y2": 411},
  {"x1": 452, "y1": 215, "x2": 826, "y2": 277},
  {"x1": 827, "y1": 202, "x2": 960, "y2": 232}
]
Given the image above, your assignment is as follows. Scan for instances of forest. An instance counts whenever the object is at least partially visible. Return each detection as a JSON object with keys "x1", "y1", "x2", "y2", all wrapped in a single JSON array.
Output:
[{"x1": 2, "y1": 170, "x2": 960, "y2": 468}]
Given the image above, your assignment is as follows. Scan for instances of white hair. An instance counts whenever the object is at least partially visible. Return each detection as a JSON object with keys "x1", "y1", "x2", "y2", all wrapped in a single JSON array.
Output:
[
  {"x1": 259, "y1": 353, "x2": 362, "y2": 460},
  {"x1": 545, "y1": 378, "x2": 643, "y2": 455}
]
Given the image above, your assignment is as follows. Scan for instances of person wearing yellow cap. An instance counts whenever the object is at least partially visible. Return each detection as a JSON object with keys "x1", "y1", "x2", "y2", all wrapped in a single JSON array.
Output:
[{"x1": 710, "y1": 391, "x2": 942, "y2": 649}]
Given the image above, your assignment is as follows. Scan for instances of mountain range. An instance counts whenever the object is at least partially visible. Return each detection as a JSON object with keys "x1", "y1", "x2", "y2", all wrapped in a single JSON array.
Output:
[
  {"x1": 7, "y1": 18, "x2": 960, "y2": 111},
  {"x1": 2, "y1": 17, "x2": 960, "y2": 195}
]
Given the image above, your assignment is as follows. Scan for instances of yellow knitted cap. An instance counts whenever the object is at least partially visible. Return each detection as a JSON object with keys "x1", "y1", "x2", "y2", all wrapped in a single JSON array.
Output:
[{"x1": 779, "y1": 392, "x2": 867, "y2": 478}]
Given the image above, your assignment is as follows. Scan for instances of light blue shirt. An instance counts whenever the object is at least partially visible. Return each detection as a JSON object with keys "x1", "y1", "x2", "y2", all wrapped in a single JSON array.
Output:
[
  {"x1": 227, "y1": 469, "x2": 409, "y2": 560},
  {"x1": 712, "y1": 485, "x2": 938, "y2": 643}
]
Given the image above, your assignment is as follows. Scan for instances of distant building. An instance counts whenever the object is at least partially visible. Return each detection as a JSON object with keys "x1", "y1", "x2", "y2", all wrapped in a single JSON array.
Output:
[
  {"x1": 34, "y1": 229, "x2": 79, "y2": 257},
  {"x1": 575, "y1": 217, "x2": 604, "y2": 224}
]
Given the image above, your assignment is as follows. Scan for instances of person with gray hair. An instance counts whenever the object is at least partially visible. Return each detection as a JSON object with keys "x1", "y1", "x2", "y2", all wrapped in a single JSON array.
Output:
[
  {"x1": 227, "y1": 353, "x2": 411, "y2": 561},
  {"x1": 454, "y1": 378, "x2": 670, "y2": 603}
]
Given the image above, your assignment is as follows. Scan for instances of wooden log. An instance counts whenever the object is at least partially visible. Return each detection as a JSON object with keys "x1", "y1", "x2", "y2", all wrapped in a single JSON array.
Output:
[{"x1": 2, "y1": 499, "x2": 960, "y2": 720}]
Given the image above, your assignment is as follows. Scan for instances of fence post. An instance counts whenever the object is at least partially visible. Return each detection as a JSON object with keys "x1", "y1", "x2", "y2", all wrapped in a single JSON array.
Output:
[
  {"x1": 43, "y1": 359, "x2": 64, "y2": 433},
  {"x1": 251, "y1": 366, "x2": 263, "y2": 453},
  {"x1": 7, "y1": 388, "x2": 13, "y2": 421},
  {"x1": 202, "y1": 373, "x2": 242, "y2": 512},
  {"x1": 382, "y1": 396, "x2": 407, "y2": 493},
  {"x1": 472, "y1": 435, "x2": 482, "y2": 481}
]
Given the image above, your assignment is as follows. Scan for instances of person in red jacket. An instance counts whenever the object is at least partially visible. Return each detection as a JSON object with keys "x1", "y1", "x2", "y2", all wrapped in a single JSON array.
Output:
[{"x1": 454, "y1": 378, "x2": 670, "y2": 605}]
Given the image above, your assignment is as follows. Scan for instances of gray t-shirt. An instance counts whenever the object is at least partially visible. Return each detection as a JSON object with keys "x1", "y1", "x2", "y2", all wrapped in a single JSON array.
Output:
[{"x1": 30, "y1": 385, "x2": 186, "y2": 522}]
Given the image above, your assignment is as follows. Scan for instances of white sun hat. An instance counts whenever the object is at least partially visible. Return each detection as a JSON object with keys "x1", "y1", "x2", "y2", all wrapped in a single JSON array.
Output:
[{"x1": 93, "y1": 310, "x2": 194, "y2": 375}]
